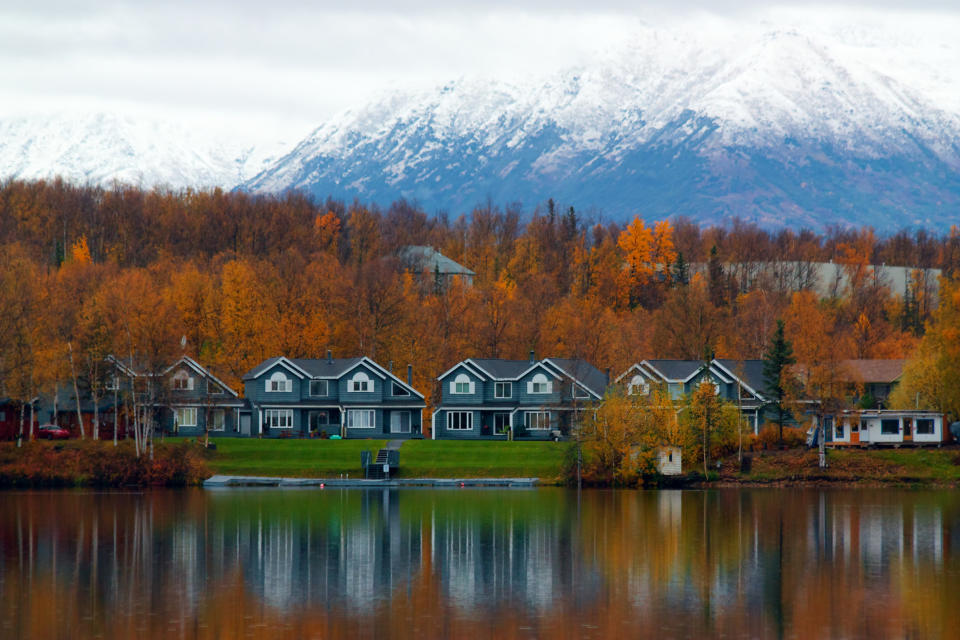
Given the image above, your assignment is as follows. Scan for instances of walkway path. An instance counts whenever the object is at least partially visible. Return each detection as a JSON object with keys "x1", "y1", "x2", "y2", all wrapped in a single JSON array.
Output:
[{"x1": 204, "y1": 475, "x2": 538, "y2": 488}]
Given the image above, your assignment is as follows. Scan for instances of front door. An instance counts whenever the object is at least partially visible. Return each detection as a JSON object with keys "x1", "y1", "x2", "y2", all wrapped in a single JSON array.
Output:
[
  {"x1": 904, "y1": 418, "x2": 913, "y2": 442},
  {"x1": 239, "y1": 413, "x2": 251, "y2": 436},
  {"x1": 390, "y1": 411, "x2": 411, "y2": 434},
  {"x1": 850, "y1": 419, "x2": 860, "y2": 445}
]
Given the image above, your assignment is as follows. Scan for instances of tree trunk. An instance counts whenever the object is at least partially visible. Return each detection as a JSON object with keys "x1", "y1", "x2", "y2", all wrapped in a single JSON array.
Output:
[
  {"x1": 17, "y1": 403, "x2": 24, "y2": 448},
  {"x1": 29, "y1": 400, "x2": 35, "y2": 441},
  {"x1": 113, "y1": 385, "x2": 119, "y2": 446},
  {"x1": 67, "y1": 342, "x2": 85, "y2": 439}
]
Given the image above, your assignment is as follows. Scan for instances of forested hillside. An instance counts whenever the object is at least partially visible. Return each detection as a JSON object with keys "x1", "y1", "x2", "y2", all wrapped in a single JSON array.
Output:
[{"x1": 1, "y1": 179, "x2": 959, "y2": 412}]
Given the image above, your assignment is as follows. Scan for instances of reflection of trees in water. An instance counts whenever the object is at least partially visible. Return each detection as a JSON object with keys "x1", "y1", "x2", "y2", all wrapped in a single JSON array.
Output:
[{"x1": 1, "y1": 489, "x2": 959, "y2": 638}]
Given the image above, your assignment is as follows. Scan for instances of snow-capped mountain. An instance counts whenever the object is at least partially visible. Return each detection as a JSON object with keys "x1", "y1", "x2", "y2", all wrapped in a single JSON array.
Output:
[
  {"x1": 0, "y1": 112, "x2": 278, "y2": 189},
  {"x1": 245, "y1": 26, "x2": 960, "y2": 231}
]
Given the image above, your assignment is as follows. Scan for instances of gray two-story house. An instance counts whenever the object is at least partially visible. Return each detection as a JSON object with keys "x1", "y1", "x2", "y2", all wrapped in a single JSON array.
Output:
[
  {"x1": 160, "y1": 356, "x2": 247, "y2": 436},
  {"x1": 433, "y1": 353, "x2": 607, "y2": 440},
  {"x1": 615, "y1": 359, "x2": 771, "y2": 433},
  {"x1": 241, "y1": 353, "x2": 425, "y2": 439}
]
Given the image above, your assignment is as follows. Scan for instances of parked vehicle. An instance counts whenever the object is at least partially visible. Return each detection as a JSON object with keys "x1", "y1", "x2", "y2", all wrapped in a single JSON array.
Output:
[{"x1": 37, "y1": 424, "x2": 70, "y2": 440}]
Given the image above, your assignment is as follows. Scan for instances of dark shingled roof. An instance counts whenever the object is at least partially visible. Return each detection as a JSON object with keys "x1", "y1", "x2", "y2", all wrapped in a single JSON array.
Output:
[
  {"x1": 243, "y1": 357, "x2": 364, "y2": 380},
  {"x1": 644, "y1": 360, "x2": 704, "y2": 381},
  {"x1": 839, "y1": 359, "x2": 906, "y2": 383},
  {"x1": 468, "y1": 359, "x2": 533, "y2": 379},
  {"x1": 714, "y1": 359, "x2": 768, "y2": 399},
  {"x1": 545, "y1": 358, "x2": 608, "y2": 398}
]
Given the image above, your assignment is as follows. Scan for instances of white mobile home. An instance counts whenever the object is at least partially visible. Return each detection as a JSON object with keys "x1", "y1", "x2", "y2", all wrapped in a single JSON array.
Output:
[{"x1": 821, "y1": 410, "x2": 947, "y2": 447}]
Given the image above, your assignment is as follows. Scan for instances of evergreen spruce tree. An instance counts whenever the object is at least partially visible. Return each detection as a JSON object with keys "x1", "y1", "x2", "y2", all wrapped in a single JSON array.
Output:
[
  {"x1": 762, "y1": 319, "x2": 796, "y2": 442},
  {"x1": 672, "y1": 251, "x2": 689, "y2": 286}
]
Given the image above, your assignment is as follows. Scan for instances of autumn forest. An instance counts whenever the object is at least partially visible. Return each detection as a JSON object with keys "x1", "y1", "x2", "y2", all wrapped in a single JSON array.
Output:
[{"x1": 1, "y1": 178, "x2": 960, "y2": 418}]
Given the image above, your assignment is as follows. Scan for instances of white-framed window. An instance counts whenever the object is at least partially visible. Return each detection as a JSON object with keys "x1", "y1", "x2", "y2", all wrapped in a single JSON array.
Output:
[
  {"x1": 349, "y1": 372, "x2": 372, "y2": 392},
  {"x1": 916, "y1": 418, "x2": 935, "y2": 435},
  {"x1": 210, "y1": 409, "x2": 225, "y2": 431},
  {"x1": 447, "y1": 411, "x2": 473, "y2": 430},
  {"x1": 266, "y1": 371, "x2": 292, "y2": 393},
  {"x1": 451, "y1": 373, "x2": 474, "y2": 395},
  {"x1": 105, "y1": 375, "x2": 119, "y2": 391},
  {"x1": 309, "y1": 380, "x2": 328, "y2": 397},
  {"x1": 572, "y1": 384, "x2": 590, "y2": 399},
  {"x1": 494, "y1": 382, "x2": 511, "y2": 398},
  {"x1": 526, "y1": 411, "x2": 551, "y2": 430},
  {"x1": 206, "y1": 379, "x2": 225, "y2": 395},
  {"x1": 171, "y1": 371, "x2": 194, "y2": 391},
  {"x1": 493, "y1": 413, "x2": 510, "y2": 434},
  {"x1": 628, "y1": 375, "x2": 649, "y2": 396},
  {"x1": 264, "y1": 409, "x2": 293, "y2": 429},
  {"x1": 528, "y1": 373, "x2": 552, "y2": 394},
  {"x1": 175, "y1": 407, "x2": 197, "y2": 427},
  {"x1": 390, "y1": 411, "x2": 411, "y2": 433},
  {"x1": 391, "y1": 381, "x2": 411, "y2": 396},
  {"x1": 835, "y1": 420, "x2": 844, "y2": 439},
  {"x1": 308, "y1": 410, "x2": 329, "y2": 430},
  {"x1": 347, "y1": 409, "x2": 375, "y2": 429},
  {"x1": 881, "y1": 418, "x2": 899, "y2": 435}
]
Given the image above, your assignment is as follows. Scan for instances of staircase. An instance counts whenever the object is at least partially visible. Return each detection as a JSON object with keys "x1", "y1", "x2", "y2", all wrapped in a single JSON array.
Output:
[{"x1": 363, "y1": 448, "x2": 399, "y2": 479}]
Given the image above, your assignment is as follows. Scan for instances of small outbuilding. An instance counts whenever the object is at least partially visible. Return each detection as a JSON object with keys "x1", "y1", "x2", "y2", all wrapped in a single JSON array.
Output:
[{"x1": 657, "y1": 446, "x2": 683, "y2": 475}]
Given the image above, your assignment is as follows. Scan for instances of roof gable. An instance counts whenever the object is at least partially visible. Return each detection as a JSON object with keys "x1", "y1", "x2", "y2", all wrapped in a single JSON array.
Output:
[{"x1": 543, "y1": 358, "x2": 607, "y2": 399}]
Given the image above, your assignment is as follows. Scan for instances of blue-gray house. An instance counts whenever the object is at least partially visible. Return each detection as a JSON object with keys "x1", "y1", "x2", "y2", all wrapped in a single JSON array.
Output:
[
  {"x1": 241, "y1": 353, "x2": 425, "y2": 439},
  {"x1": 160, "y1": 356, "x2": 247, "y2": 437},
  {"x1": 615, "y1": 359, "x2": 771, "y2": 433},
  {"x1": 433, "y1": 353, "x2": 607, "y2": 440}
]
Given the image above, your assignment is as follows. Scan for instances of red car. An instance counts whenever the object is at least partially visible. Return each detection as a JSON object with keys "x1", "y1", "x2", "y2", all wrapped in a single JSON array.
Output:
[{"x1": 37, "y1": 424, "x2": 70, "y2": 440}]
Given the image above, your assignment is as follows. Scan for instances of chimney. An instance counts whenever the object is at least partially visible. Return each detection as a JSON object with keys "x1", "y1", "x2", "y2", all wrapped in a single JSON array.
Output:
[
  {"x1": 407, "y1": 364, "x2": 413, "y2": 385},
  {"x1": 389, "y1": 360, "x2": 394, "y2": 373},
  {"x1": 326, "y1": 350, "x2": 332, "y2": 364},
  {"x1": 529, "y1": 350, "x2": 535, "y2": 364},
  {"x1": 605, "y1": 368, "x2": 611, "y2": 387}
]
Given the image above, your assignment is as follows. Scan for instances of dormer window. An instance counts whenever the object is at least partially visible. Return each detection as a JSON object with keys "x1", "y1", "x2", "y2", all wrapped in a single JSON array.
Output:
[
  {"x1": 350, "y1": 372, "x2": 371, "y2": 392},
  {"x1": 171, "y1": 371, "x2": 194, "y2": 391},
  {"x1": 266, "y1": 371, "x2": 292, "y2": 393},
  {"x1": 529, "y1": 373, "x2": 551, "y2": 394},
  {"x1": 628, "y1": 375, "x2": 649, "y2": 396},
  {"x1": 451, "y1": 373, "x2": 474, "y2": 394}
]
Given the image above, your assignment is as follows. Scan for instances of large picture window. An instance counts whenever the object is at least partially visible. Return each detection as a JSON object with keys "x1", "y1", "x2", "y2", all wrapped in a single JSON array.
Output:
[
  {"x1": 175, "y1": 407, "x2": 197, "y2": 427},
  {"x1": 880, "y1": 419, "x2": 900, "y2": 435},
  {"x1": 447, "y1": 411, "x2": 473, "y2": 431},
  {"x1": 347, "y1": 409, "x2": 375, "y2": 429},
  {"x1": 264, "y1": 409, "x2": 293, "y2": 429},
  {"x1": 526, "y1": 411, "x2": 550, "y2": 430},
  {"x1": 916, "y1": 419, "x2": 935, "y2": 435},
  {"x1": 210, "y1": 409, "x2": 225, "y2": 431}
]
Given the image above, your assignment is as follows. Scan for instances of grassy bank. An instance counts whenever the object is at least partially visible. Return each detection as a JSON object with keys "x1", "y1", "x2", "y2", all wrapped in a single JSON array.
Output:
[
  {"x1": 199, "y1": 438, "x2": 386, "y2": 478},
  {"x1": 196, "y1": 438, "x2": 567, "y2": 481},
  {"x1": 0, "y1": 440, "x2": 209, "y2": 487},
  {"x1": 396, "y1": 441, "x2": 567, "y2": 480},
  {"x1": 717, "y1": 447, "x2": 960, "y2": 487}
]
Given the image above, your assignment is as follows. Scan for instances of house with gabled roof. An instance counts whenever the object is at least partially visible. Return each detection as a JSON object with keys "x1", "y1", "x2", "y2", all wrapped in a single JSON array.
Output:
[
  {"x1": 433, "y1": 352, "x2": 607, "y2": 440},
  {"x1": 158, "y1": 356, "x2": 247, "y2": 437},
  {"x1": 241, "y1": 352, "x2": 425, "y2": 439},
  {"x1": 615, "y1": 359, "x2": 772, "y2": 433}
]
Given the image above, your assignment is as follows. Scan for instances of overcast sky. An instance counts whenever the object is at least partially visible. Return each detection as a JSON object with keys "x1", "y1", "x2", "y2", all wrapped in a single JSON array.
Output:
[{"x1": 2, "y1": 1, "x2": 958, "y2": 144}]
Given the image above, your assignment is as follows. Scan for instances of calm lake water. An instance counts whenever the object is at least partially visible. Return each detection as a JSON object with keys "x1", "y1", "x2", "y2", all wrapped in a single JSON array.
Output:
[{"x1": 1, "y1": 488, "x2": 958, "y2": 639}]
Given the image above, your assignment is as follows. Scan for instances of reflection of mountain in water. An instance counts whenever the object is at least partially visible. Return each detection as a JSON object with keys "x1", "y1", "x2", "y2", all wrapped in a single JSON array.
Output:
[{"x1": 0, "y1": 489, "x2": 958, "y2": 638}]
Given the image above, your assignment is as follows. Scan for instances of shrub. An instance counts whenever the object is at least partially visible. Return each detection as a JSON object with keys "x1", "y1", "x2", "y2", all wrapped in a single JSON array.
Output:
[{"x1": 757, "y1": 424, "x2": 807, "y2": 450}]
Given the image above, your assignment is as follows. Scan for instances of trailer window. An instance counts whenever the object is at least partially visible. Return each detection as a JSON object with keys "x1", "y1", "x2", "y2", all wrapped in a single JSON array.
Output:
[
  {"x1": 916, "y1": 419, "x2": 934, "y2": 435},
  {"x1": 880, "y1": 419, "x2": 899, "y2": 435}
]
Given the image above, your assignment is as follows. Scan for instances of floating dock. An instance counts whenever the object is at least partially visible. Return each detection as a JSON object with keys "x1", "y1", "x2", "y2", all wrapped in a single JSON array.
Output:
[{"x1": 203, "y1": 475, "x2": 539, "y2": 488}]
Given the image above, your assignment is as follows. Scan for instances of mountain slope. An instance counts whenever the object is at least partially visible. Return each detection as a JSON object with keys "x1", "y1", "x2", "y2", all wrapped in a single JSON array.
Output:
[
  {"x1": 0, "y1": 112, "x2": 276, "y2": 189},
  {"x1": 245, "y1": 28, "x2": 960, "y2": 231}
]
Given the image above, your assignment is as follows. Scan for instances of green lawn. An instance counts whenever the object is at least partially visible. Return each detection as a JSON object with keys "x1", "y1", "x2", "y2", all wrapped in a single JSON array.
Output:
[
  {"x1": 173, "y1": 437, "x2": 570, "y2": 480},
  {"x1": 396, "y1": 440, "x2": 569, "y2": 479},
  {"x1": 198, "y1": 438, "x2": 386, "y2": 478}
]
